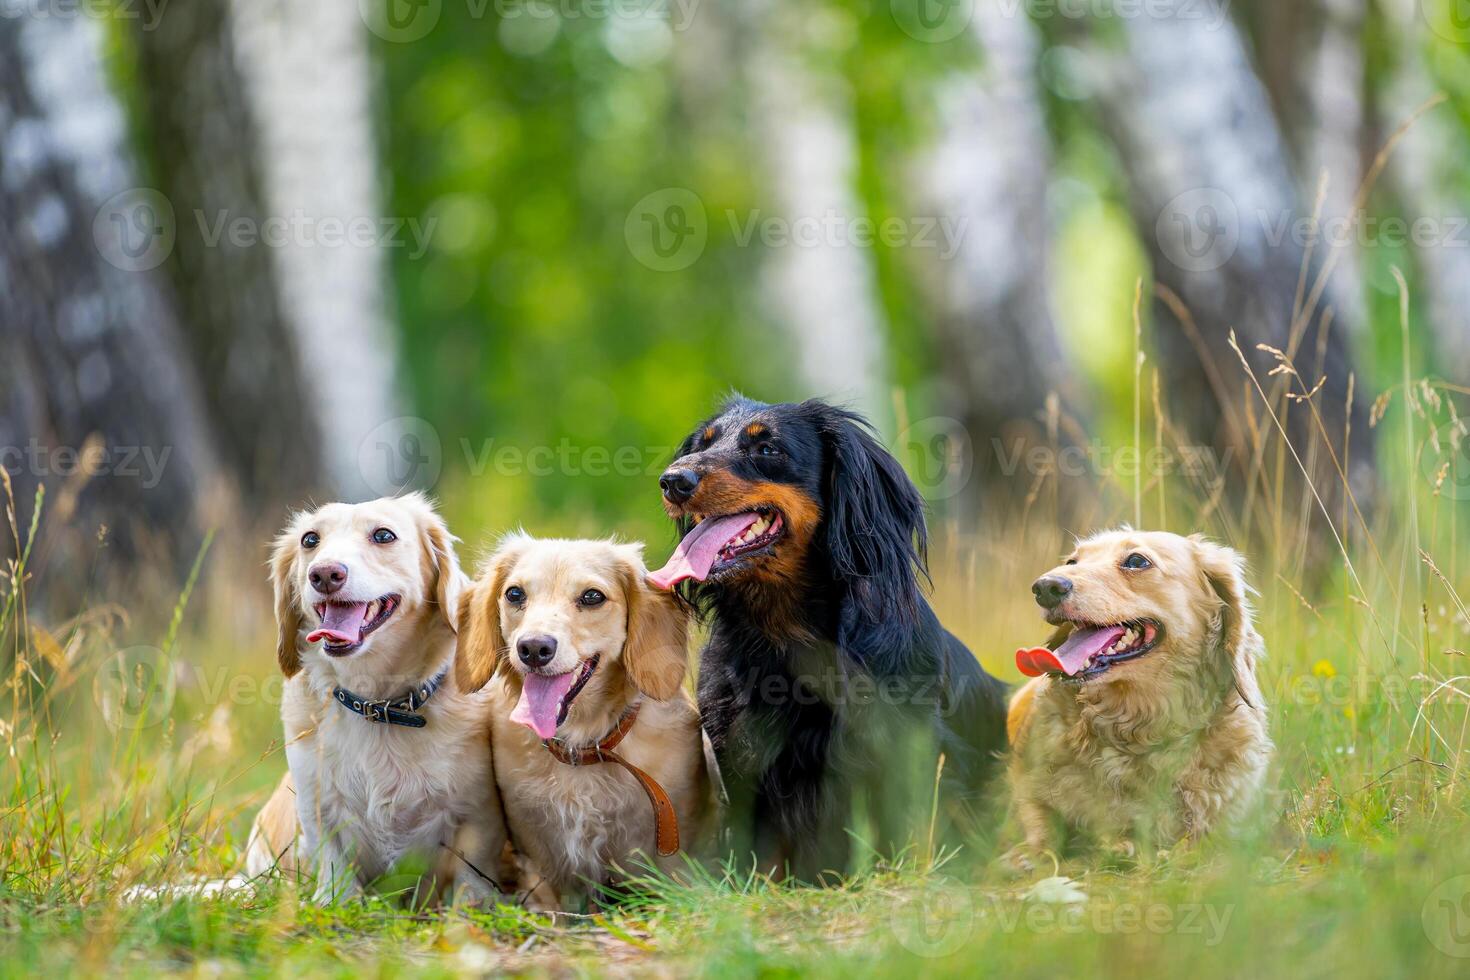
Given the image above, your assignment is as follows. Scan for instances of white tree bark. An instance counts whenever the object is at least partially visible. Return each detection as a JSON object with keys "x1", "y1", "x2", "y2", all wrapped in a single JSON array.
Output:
[
  {"x1": 228, "y1": 0, "x2": 404, "y2": 499},
  {"x1": 1381, "y1": 0, "x2": 1470, "y2": 382},
  {"x1": 1302, "y1": 0, "x2": 1366, "y2": 332},
  {"x1": 910, "y1": 4, "x2": 1083, "y2": 499},
  {"x1": 741, "y1": 6, "x2": 888, "y2": 421},
  {"x1": 1, "y1": 14, "x2": 220, "y2": 581},
  {"x1": 1078, "y1": 0, "x2": 1373, "y2": 502}
]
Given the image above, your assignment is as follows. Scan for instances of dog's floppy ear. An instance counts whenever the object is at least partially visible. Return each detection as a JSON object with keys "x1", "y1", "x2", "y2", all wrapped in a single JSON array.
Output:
[
  {"x1": 270, "y1": 529, "x2": 304, "y2": 678},
  {"x1": 422, "y1": 510, "x2": 465, "y2": 635},
  {"x1": 1193, "y1": 536, "x2": 1264, "y2": 708},
  {"x1": 618, "y1": 547, "x2": 689, "y2": 701},
  {"x1": 454, "y1": 539, "x2": 523, "y2": 694},
  {"x1": 809, "y1": 401, "x2": 928, "y2": 640}
]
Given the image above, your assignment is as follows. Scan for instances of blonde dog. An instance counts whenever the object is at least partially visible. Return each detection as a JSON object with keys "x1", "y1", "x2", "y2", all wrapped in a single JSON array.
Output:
[
  {"x1": 455, "y1": 534, "x2": 709, "y2": 910},
  {"x1": 245, "y1": 494, "x2": 508, "y2": 904},
  {"x1": 1007, "y1": 529, "x2": 1271, "y2": 863}
]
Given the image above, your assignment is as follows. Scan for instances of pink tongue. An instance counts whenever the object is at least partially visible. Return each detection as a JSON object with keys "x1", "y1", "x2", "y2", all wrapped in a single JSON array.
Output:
[
  {"x1": 306, "y1": 602, "x2": 368, "y2": 645},
  {"x1": 648, "y1": 512, "x2": 760, "y2": 590},
  {"x1": 1019, "y1": 625, "x2": 1126, "y2": 677},
  {"x1": 511, "y1": 671, "x2": 578, "y2": 740}
]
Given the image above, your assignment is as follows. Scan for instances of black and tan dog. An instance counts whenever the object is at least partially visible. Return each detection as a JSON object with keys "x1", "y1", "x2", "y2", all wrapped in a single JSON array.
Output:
[{"x1": 649, "y1": 395, "x2": 1007, "y2": 880}]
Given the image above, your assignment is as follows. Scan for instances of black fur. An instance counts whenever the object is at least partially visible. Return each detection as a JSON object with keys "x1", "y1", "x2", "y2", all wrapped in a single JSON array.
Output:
[{"x1": 661, "y1": 396, "x2": 1008, "y2": 880}]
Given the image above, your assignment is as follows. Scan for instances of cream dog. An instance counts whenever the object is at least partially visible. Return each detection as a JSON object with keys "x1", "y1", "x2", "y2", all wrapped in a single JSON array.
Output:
[
  {"x1": 1007, "y1": 529, "x2": 1271, "y2": 863},
  {"x1": 456, "y1": 534, "x2": 709, "y2": 910},
  {"x1": 245, "y1": 494, "x2": 508, "y2": 904}
]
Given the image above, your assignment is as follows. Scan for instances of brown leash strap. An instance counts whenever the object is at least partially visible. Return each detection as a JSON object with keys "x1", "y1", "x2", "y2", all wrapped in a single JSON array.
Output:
[{"x1": 541, "y1": 701, "x2": 681, "y2": 857}]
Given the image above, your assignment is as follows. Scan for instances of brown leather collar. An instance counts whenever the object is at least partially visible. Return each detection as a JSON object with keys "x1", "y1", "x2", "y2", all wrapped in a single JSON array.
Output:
[{"x1": 541, "y1": 700, "x2": 680, "y2": 857}]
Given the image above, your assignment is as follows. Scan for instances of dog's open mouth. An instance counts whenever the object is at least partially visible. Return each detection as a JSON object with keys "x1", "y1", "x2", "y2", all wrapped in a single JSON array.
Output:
[
  {"x1": 1016, "y1": 619, "x2": 1162, "y2": 679},
  {"x1": 307, "y1": 595, "x2": 400, "y2": 655},
  {"x1": 510, "y1": 653, "x2": 601, "y2": 740},
  {"x1": 648, "y1": 506, "x2": 785, "y2": 590}
]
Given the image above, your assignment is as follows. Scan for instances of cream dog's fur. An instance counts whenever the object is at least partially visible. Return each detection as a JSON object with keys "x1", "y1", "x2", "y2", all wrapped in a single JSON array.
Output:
[
  {"x1": 245, "y1": 494, "x2": 508, "y2": 904},
  {"x1": 1007, "y1": 530, "x2": 1271, "y2": 863},
  {"x1": 456, "y1": 535, "x2": 708, "y2": 910}
]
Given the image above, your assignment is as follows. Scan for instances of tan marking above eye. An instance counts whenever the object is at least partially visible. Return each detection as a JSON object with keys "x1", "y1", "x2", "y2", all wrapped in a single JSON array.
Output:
[
  {"x1": 702, "y1": 426, "x2": 717, "y2": 443},
  {"x1": 745, "y1": 423, "x2": 767, "y2": 438}
]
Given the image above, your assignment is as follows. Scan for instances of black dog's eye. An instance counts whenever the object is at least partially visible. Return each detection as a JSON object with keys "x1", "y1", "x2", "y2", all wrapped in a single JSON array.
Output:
[
  {"x1": 301, "y1": 531, "x2": 320, "y2": 549},
  {"x1": 755, "y1": 443, "x2": 779, "y2": 457},
  {"x1": 578, "y1": 589, "x2": 607, "y2": 608},
  {"x1": 371, "y1": 527, "x2": 397, "y2": 544},
  {"x1": 505, "y1": 586, "x2": 526, "y2": 604},
  {"x1": 1122, "y1": 553, "x2": 1152, "y2": 570}
]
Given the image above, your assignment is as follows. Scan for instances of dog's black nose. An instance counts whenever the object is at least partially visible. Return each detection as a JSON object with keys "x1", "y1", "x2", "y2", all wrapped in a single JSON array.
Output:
[
  {"x1": 1032, "y1": 575, "x2": 1073, "y2": 609},
  {"x1": 517, "y1": 634, "x2": 557, "y2": 670},
  {"x1": 309, "y1": 562, "x2": 348, "y2": 595},
  {"x1": 659, "y1": 467, "x2": 700, "y2": 503}
]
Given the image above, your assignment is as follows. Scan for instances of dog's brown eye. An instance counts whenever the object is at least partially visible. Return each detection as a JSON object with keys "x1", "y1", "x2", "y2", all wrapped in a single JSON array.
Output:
[
  {"x1": 1064, "y1": 558, "x2": 1077, "y2": 566},
  {"x1": 578, "y1": 589, "x2": 606, "y2": 608},
  {"x1": 505, "y1": 586, "x2": 526, "y2": 604},
  {"x1": 301, "y1": 531, "x2": 320, "y2": 549},
  {"x1": 371, "y1": 527, "x2": 396, "y2": 544},
  {"x1": 1122, "y1": 553, "x2": 1152, "y2": 570}
]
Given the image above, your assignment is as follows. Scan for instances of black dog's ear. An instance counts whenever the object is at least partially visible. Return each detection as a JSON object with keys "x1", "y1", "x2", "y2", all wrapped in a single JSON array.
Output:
[{"x1": 809, "y1": 402, "x2": 929, "y2": 647}]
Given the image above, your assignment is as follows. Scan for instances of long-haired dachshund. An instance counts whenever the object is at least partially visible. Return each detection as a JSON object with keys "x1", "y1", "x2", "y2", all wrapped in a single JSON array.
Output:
[
  {"x1": 649, "y1": 396, "x2": 1008, "y2": 880},
  {"x1": 1007, "y1": 530, "x2": 1271, "y2": 866}
]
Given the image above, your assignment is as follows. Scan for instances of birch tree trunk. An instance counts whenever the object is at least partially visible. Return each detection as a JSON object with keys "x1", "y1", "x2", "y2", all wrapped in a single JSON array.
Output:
[
  {"x1": 229, "y1": 0, "x2": 404, "y2": 499},
  {"x1": 741, "y1": 3, "x2": 889, "y2": 423},
  {"x1": 1075, "y1": 0, "x2": 1374, "y2": 521},
  {"x1": 0, "y1": 14, "x2": 220, "y2": 591},
  {"x1": 910, "y1": 4, "x2": 1087, "y2": 514},
  {"x1": 1238, "y1": 0, "x2": 1367, "y2": 333},
  {"x1": 1380, "y1": 0, "x2": 1470, "y2": 383},
  {"x1": 131, "y1": 0, "x2": 322, "y2": 504}
]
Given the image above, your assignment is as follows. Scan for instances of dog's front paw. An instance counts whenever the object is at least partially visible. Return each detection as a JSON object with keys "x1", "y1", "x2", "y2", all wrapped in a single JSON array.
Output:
[{"x1": 997, "y1": 844, "x2": 1042, "y2": 877}]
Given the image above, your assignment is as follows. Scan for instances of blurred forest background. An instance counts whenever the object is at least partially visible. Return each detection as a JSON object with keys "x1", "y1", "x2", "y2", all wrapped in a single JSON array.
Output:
[
  {"x1": 6, "y1": 3, "x2": 1470, "y2": 972},
  {"x1": 2, "y1": 0, "x2": 1469, "y2": 608}
]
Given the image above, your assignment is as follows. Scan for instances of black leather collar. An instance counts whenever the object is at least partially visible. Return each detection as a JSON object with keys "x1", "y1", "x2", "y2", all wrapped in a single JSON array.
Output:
[{"x1": 333, "y1": 668, "x2": 447, "y2": 728}]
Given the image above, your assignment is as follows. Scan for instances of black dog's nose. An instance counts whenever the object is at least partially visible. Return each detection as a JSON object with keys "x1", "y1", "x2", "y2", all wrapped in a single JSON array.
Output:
[
  {"x1": 517, "y1": 634, "x2": 557, "y2": 670},
  {"x1": 659, "y1": 467, "x2": 700, "y2": 503},
  {"x1": 1032, "y1": 575, "x2": 1073, "y2": 609},
  {"x1": 309, "y1": 562, "x2": 348, "y2": 595}
]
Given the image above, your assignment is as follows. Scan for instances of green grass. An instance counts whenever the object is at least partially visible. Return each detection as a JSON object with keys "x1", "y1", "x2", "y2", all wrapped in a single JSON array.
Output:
[{"x1": 3, "y1": 375, "x2": 1469, "y2": 978}]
